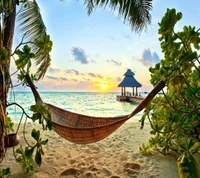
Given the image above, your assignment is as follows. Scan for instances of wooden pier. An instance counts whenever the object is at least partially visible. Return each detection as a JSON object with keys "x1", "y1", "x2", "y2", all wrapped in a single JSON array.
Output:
[{"x1": 116, "y1": 95, "x2": 144, "y2": 104}]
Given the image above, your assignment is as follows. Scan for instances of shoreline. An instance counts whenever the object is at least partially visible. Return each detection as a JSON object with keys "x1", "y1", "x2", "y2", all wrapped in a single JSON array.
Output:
[{"x1": 1, "y1": 117, "x2": 178, "y2": 178}]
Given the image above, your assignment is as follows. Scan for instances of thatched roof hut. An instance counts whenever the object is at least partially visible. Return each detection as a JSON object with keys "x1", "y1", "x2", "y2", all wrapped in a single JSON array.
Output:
[{"x1": 118, "y1": 69, "x2": 142, "y2": 96}]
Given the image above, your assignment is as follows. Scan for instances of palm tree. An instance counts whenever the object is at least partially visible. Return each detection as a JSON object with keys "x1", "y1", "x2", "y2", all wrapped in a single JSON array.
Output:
[
  {"x1": 84, "y1": 0, "x2": 152, "y2": 32},
  {"x1": 0, "y1": 0, "x2": 152, "y2": 159}
]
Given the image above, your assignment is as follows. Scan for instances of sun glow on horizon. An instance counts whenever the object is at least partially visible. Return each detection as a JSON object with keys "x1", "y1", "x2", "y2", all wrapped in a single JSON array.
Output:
[{"x1": 101, "y1": 83, "x2": 107, "y2": 90}]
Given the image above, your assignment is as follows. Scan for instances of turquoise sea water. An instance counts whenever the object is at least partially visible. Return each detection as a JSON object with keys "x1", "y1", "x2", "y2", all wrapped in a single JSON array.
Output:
[{"x1": 6, "y1": 92, "x2": 144, "y2": 123}]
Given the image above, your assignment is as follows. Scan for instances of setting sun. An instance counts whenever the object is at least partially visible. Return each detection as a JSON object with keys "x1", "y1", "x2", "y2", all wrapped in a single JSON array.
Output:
[{"x1": 101, "y1": 83, "x2": 107, "y2": 90}]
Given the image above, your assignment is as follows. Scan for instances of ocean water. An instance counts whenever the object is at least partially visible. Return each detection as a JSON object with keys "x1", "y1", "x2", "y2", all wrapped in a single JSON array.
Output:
[{"x1": 6, "y1": 92, "x2": 144, "y2": 123}]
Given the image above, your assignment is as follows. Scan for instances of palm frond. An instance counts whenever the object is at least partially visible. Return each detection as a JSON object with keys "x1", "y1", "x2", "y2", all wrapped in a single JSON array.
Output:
[
  {"x1": 84, "y1": 0, "x2": 153, "y2": 32},
  {"x1": 36, "y1": 53, "x2": 51, "y2": 80},
  {"x1": 17, "y1": 0, "x2": 51, "y2": 80},
  {"x1": 17, "y1": 0, "x2": 46, "y2": 41}
]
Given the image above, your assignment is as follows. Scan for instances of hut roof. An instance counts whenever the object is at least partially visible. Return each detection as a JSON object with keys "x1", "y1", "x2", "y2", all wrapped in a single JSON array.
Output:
[
  {"x1": 118, "y1": 69, "x2": 142, "y2": 87},
  {"x1": 124, "y1": 69, "x2": 135, "y2": 76}
]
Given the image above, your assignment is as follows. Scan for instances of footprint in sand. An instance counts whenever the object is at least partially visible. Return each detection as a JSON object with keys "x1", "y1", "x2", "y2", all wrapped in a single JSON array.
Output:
[
  {"x1": 60, "y1": 168, "x2": 79, "y2": 176},
  {"x1": 77, "y1": 162, "x2": 86, "y2": 168},
  {"x1": 102, "y1": 167, "x2": 112, "y2": 176},
  {"x1": 124, "y1": 162, "x2": 141, "y2": 175},
  {"x1": 69, "y1": 159, "x2": 77, "y2": 164},
  {"x1": 88, "y1": 145, "x2": 100, "y2": 153},
  {"x1": 84, "y1": 171, "x2": 95, "y2": 178},
  {"x1": 83, "y1": 148, "x2": 92, "y2": 154}
]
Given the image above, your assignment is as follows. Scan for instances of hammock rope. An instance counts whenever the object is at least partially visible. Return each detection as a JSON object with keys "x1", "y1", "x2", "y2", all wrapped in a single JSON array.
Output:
[{"x1": 25, "y1": 74, "x2": 165, "y2": 144}]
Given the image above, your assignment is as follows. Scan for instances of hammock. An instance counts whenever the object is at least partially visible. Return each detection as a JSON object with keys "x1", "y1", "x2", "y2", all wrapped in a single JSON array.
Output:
[{"x1": 25, "y1": 75, "x2": 165, "y2": 144}]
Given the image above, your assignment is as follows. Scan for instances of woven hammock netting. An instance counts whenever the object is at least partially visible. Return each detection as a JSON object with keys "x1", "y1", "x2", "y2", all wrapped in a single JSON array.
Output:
[{"x1": 25, "y1": 75, "x2": 165, "y2": 144}]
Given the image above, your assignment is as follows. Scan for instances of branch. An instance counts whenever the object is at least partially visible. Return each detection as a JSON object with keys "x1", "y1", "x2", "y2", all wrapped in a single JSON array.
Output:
[
  {"x1": 147, "y1": 106, "x2": 200, "y2": 134},
  {"x1": 173, "y1": 29, "x2": 188, "y2": 51},
  {"x1": 6, "y1": 103, "x2": 34, "y2": 148},
  {"x1": 9, "y1": 82, "x2": 24, "y2": 88},
  {"x1": 11, "y1": 32, "x2": 36, "y2": 56},
  {"x1": 196, "y1": 54, "x2": 200, "y2": 65},
  {"x1": 23, "y1": 116, "x2": 33, "y2": 147},
  {"x1": 162, "y1": 89, "x2": 189, "y2": 114},
  {"x1": 181, "y1": 73, "x2": 200, "y2": 101},
  {"x1": 188, "y1": 27, "x2": 200, "y2": 47},
  {"x1": 129, "y1": 80, "x2": 166, "y2": 117},
  {"x1": 192, "y1": 54, "x2": 200, "y2": 72},
  {"x1": 6, "y1": 102, "x2": 31, "y2": 119},
  {"x1": 10, "y1": 68, "x2": 20, "y2": 76}
]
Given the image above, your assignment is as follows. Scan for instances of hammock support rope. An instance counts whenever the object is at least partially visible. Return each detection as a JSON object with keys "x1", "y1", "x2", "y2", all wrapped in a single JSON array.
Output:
[{"x1": 25, "y1": 74, "x2": 165, "y2": 144}]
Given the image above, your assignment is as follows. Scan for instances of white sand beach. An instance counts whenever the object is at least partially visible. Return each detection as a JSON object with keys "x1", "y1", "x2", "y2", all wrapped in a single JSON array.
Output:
[{"x1": 1, "y1": 117, "x2": 179, "y2": 178}]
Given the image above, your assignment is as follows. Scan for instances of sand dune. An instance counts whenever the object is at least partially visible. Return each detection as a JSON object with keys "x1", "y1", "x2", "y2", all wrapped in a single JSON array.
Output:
[{"x1": 1, "y1": 118, "x2": 178, "y2": 178}]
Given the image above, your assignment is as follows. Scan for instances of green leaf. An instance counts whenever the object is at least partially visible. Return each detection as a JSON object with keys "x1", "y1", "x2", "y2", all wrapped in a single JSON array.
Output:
[
  {"x1": 25, "y1": 147, "x2": 35, "y2": 158},
  {"x1": 41, "y1": 139, "x2": 48, "y2": 145},
  {"x1": 177, "y1": 154, "x2": 200, "y2": 178},
  {"x1": 47, "y1": 120, "x2": 53, "y2": 130},
  {"x1": 15, "y1": 45, "x2": 35, "y2": 72},
  {"x1": 139, "y1": 115, "x2": 146, "y2": 129},
  {"x1": 31, "y1": 129, "x2": 40, "y2": 141},
  {"x1": 189, "y1": 142, "x2": 200, "y2": 153},
  {"x1": 2, "y1": 168, "x2": 10, "y2": 176},
  {"x1": 16, "y1": 147, "x2": 23, "y2": 154},
  {"x1": 150, "y1": 130, "x2": 156, "y2": 135},
  {"x1": 35, "y1": 150, "x2": 42, "y2": 166}
]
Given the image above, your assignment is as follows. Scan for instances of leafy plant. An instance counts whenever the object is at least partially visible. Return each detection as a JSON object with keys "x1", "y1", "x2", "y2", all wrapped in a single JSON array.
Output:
[
  {"x1": 15, "y1": 145, "x2": 34, "y2": 173},
  {"x1": 4, "y1": 114, "x2": 14, "y2": 133},
  {"x1": 140, "y1": 8, "x2": 200, "y2": 178},
  {"x1": 30, "y1": 104, "x2": 52, "y2": 131},
  {"x1": 0, "y1": 168, "x2": 10, "y2": 178},
  {"x1": 16, "y1": 129, "x2": 49, "y2": 172}
]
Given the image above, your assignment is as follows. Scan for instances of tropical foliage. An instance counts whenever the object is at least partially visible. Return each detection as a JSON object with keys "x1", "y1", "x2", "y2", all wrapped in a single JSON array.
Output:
[
  {"x1": 83, "y1": 0, "x2": 153, "y2": 32},
  {"x1": 140, "y1": 8, "x2": 200, "y2": 178},
  {"x1": 0, "y1": 0, "x2": 153, "y2": 175}
]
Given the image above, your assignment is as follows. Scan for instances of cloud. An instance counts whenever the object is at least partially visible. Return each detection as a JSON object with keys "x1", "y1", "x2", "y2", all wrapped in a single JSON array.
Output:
[
  {"x1": 91, "y1": 59, "x2": 97, "y2": 63},
  {"x1": 108, "y1": 35, "x2": 115, "y2": 40},
  {"x1": 76, "y1": 81, "x2": 92, "y2": 90},
  {"x1": 65, "y1": 69, "x2": 79, "y2": 75},
  {"x1": 71, "y1": 47, "x2": 89, "y2": 64},
  {"x1": 48, "y1": 67, "x2": 60, "y2": 73},
  {"x1": 90, "y1": 53, "x2": 101, "y2": 63},
  {"x1": 139, "y1": 48, "x2": 161, "y2": 67},
  {"x1": 88, "y1": 73, "x2": 96, "y2": 77},
  {"x1": 107, "y1": 59, "x2": 122, "y2": 67},
  {"x1": 97, "y1": 74, "x2": 103, "y2": 78},
  {"x1": 96, "y1": 53, "x2": 100, "y2": 59},
  {"x1": 117, "y1": 77, "x2": 122, "y2": 82},
  {"x1": 72, "y1": 78, "x2": 78, "y2": 82},
  {"x1": 83, "y1": 77, "x2": 91, "y2": 81},
  {"x1": 60, "y1": 77, "x2": 67, "y2": 81},
  {"x1": 46, "y1": 75, "x2": 58, "y2": 80},
  {"x1": 123, "y1": 34, "x2": 131, "y2": 39}
]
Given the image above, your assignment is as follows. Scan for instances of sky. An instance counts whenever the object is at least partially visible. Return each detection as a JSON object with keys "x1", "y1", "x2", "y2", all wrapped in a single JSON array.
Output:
[{"x1": 12, "y1": 0, "x2": 200, "y2": 92}]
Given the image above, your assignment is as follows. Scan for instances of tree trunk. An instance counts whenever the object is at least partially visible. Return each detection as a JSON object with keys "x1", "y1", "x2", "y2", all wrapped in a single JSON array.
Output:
[
  {"x1": 0, "y1": 0, "x2": 17, "y2": 157},
  {"x1": 0, "y1": 70, "x2": 5, "y2": 156}
]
